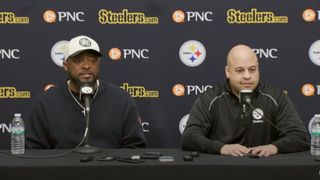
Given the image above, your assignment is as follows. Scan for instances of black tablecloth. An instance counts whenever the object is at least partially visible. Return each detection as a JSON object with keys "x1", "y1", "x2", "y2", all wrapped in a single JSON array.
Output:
[{"x1": 0, "y1": 149, "x2": 319, "y2": 180}]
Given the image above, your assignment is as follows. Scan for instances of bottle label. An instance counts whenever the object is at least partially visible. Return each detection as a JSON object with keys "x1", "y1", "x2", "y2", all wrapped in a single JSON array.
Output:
[{"x1": 11, "y1": 127, "x2": 24, "y2": 135}]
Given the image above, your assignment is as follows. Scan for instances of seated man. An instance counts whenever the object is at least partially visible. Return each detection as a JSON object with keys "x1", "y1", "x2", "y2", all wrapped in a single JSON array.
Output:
[
  {"x1": 26, "y1": 35, "x2": 146, "y2": 149},
  {"x1": 182, "y1": 44, "x2": 309, "y2": 156}
]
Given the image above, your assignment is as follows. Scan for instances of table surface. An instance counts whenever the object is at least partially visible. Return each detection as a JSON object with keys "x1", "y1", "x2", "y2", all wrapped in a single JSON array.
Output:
[{"x1": 0, "y1": 149, "x2": 319, "y2": 180}]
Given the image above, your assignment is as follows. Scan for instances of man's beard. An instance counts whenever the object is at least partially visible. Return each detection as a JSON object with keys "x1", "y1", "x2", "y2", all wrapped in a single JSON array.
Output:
[{"x1": 69, "y1": 74, "x2": 98, "y2": 90}]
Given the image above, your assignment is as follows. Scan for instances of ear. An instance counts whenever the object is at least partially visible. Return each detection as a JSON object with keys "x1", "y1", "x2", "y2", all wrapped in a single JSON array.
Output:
[
  {"x1": 63, "y1": 61, "x2": 68, "y2": 71},
  {"x1": 225, "y1": 65, "x2": 230, "y2": 79}
]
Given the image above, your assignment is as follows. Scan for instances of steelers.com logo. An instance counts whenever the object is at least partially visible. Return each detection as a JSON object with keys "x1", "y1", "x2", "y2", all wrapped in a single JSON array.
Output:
[{"x1": 179, "y1": 40, "x2": 206, "y2": 67}]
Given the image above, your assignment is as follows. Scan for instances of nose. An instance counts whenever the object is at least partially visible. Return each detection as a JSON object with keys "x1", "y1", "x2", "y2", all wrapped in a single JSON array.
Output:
[
  {"x1": 81, "y1": 58, "x2": 91, "y2": 69},
  {"x1": 243, "y1": 70, "x2": 251, "y2": 79}
]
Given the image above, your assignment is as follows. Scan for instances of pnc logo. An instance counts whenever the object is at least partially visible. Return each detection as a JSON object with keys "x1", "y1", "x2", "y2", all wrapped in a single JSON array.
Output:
[
  {"x1": 43, "y1": 10, "x2": 56, "y2": 23},
  {"x1": 252, "y1": 48, "x2": 278, "y2": 59},
  {"x1": 302, "y1": 9, "x2": 316, "y2": 22},
  {"x1": 172, "y1": 10, "x2": 185, "y2": 23},
  {"x1": 172, "y1": 9, "x2": 213, "y2": 23},
  {"x1": 172, "y1": 84, "x2": 212, "y2": 96},
  {"x1": 0, "y1": 123, "x2": 11, "y2": 134},
  {"x1": 108, "y1": 48, "x2": 122, "y2": 61},
  {"x1": 141, "y1": 122, "x2": 150, "y2": 133},
  {"x1": 0, "y1": 49, "x2": 20, "y2": 59},
  {"x1": 172, "y1": 84, "x2": 185, "y2": 96},
  {"x1": 301, "y1": 84, "x2": 315, "y2": 96},
  {"x1": 43, "y1": 10, "x2": 85, "y2": 23},
  {"x1": 44, "y1": 84, "x2": 55, "y2": 91},
  {"x1": 108, "y1": 48, "x2": 149, "y2": 60}
]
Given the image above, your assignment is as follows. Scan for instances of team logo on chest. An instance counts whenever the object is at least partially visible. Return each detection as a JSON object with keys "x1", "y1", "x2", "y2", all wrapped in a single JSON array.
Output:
[{"x1": 252, "y1": 108, "x2": 264, "y2": 123}]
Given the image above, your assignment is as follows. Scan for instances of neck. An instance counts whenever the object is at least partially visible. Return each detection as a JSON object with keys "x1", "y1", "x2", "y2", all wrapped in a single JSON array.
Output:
[{"x1": 232, "y1": 89, "x2": 240, "y2": 98}]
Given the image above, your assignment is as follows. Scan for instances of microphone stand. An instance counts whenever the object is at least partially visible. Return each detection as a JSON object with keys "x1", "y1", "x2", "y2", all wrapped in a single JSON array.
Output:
[
  {"x1": 74, "y1": 96, "x2": 101, "y2": 154},
  {"x1": 239, "y1": 90, "x2": 253, "y2": 147}
]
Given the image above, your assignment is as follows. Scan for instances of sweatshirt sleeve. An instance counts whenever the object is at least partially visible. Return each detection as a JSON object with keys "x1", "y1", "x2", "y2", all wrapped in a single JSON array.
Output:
[
  {"x1": 181, "y1": 90, "x2": 225, "y2": 154},
  {"x1": 271, "y1": 93, "x2": 309, "y2": 153},
  {"x1": 26, "y1": 97, "x2": 52, "y2": 149},
  {"x1": 121, "y1": 96, "x2": 146, "y2": 148}
]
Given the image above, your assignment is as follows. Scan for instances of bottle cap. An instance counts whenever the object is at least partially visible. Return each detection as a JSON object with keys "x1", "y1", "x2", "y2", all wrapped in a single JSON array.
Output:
[
  {"x1": 14, "y1": 113, "x2": 21, "y2": 117},
  {"x1": 315, "y1": 114, "x2": 320, "y2": 118}
]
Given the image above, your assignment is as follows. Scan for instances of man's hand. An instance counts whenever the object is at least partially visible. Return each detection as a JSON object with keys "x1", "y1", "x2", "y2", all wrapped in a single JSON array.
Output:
[
  {"x1": 220, "y1": 144, "x2": 251, "y2": 156},
  {"x1": 249, "y1": 144, "x2": 278, "y2": 156}
]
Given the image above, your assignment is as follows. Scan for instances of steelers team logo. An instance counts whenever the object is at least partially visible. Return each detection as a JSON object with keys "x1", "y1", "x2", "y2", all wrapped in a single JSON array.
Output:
[
  {"x1": 179, "y1": 114, "x2": 190, "y2": 134},
  {"x1": 179, "y1": 40, "x2": 206, "y2": 67},
  {"x1": 309, "y1": 40, "x2": 320, "y2": 66},
  {"x1": 79, "y1": 38, "x2": 91, "y2": 47},
  {"x1": 81, "y1": 86, "x2": 93, "y2": 94},
  {"x1": 252, "y1": 108, "x2": 264, "y2": 123},
  {"x1": 51, "y1": 40, "x2": 69, "y2": 67}
]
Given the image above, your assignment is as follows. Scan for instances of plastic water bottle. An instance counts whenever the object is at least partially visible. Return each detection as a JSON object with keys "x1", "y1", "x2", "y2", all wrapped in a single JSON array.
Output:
[
  {"x1": 11, "y1": 113, "x2": 25, "y2": 155},
  {"x1": 311, "y1": 114, "x2": 320, "y2": 156}
]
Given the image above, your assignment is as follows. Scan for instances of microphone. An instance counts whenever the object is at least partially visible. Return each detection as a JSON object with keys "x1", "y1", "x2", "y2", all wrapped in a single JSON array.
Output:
[
  {"x1": 239, "y1": 90, "x2": 253, "y2": 115},
  {"x1": 80, "y1": 84, "x2": 94, "y2": 115},
  {"x1": 239, "y1": 89, "x2": 253, "y2": 105},
  {"x1": 74, "y1": 83, "x2": 101, "y2": 154}
]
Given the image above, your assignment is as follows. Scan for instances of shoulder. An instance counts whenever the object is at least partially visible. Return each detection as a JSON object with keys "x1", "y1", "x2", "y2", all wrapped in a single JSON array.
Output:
[
  {"x1": 34, "y1": 83, "x2": 65, "y2": 101},
  {"x1": 259, "y1": 83, "x2": 286, "y2": 97},
  {"x1": 200, "y1": 84, "x2": 228, "y2": 100},
  {"x1": 29, "y1": 83, "x2": 67, "y2": 111},
  {"x1": 196, "y1": 84, "x2": 229, "y2": 108},
  {"x1": 258, "y1": 83, "x2": 288, "y2": 106}
]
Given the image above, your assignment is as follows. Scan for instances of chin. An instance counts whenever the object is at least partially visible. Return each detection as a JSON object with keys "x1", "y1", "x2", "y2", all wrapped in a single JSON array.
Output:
[
  {"x1": 80, "y1": 79, "x2": 96, "y2": 86},
  {"x1": 245, "y1": 87, "x2": 253, "y2": 90}
]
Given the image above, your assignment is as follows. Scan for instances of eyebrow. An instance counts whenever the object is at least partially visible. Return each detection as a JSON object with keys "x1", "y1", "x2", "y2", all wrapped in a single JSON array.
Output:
[{"x1": 234, "y1": 65, "x2": 257, "y2": 69}]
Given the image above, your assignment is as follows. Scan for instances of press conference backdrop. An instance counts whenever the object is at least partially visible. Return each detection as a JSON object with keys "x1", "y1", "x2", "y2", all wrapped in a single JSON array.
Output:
[{"x1": 0, "y1": 0, "x2": 320, "y2": 149}]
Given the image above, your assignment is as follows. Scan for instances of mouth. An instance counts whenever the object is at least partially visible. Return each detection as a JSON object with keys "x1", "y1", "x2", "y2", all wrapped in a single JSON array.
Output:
[
  {"x1": 79, "y1": 72, "x2": 94, "y2": 80},
  {"x1": 241, "y1": 83, "x2": 253, "y2": 88}
]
